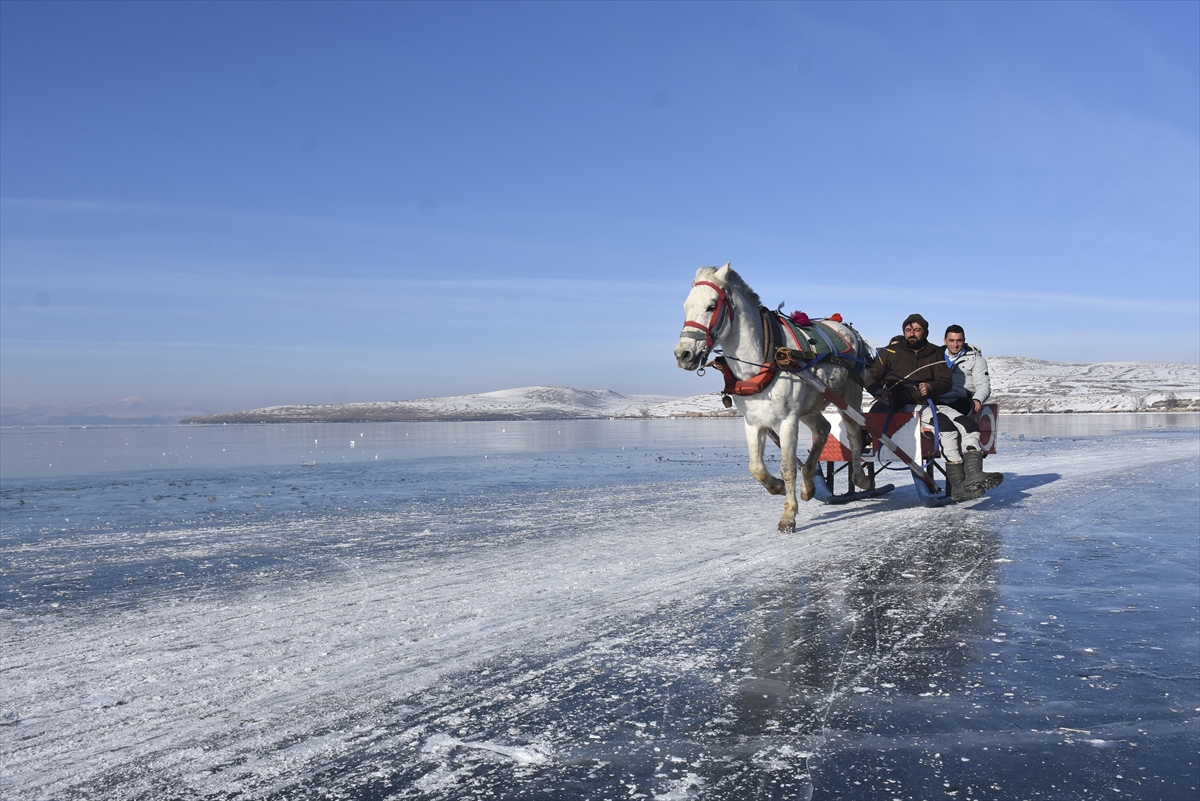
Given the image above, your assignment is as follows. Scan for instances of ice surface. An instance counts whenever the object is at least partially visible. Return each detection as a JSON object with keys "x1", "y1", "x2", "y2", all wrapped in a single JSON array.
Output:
[{"x1": 1, "y1": 418, "x2": 1197, "y2": 799}]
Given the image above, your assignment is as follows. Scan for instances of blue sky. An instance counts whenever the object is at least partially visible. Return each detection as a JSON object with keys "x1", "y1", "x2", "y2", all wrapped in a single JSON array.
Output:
[{"x1": 2, "y1": 0, "x2": 1197, "y2": 415}]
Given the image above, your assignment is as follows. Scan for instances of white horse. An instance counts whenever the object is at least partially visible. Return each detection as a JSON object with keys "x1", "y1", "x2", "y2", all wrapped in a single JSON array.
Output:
[{"x1": 674, "y1": 263, "x2": 874, "y2": 532}]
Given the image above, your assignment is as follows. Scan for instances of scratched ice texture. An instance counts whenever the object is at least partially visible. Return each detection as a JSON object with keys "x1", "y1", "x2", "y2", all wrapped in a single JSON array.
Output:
[{"x1": 1, "y1": 416, "x2": 1197, "y2": 800}]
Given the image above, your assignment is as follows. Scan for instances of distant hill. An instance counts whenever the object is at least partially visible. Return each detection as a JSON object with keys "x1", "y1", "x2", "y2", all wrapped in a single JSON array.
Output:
[
  {"x1": 178, "y1": 358, "x2": 1199, "y2": 424},
  {"x1": 985, "y1": 357, "x2": 1199, "y2": 413},
  {"x1": 180, "y1": 386, "x2": 736, "y2": 424},
  {"x1": 0, "y1": 397, "x2": 206, "y2": 428}
]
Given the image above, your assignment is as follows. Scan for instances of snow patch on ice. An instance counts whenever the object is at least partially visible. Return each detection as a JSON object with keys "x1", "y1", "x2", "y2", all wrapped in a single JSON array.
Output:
[
  {"x1": 422, "y1": 732, "x2": 550, "y2": 764},
  {"x1": 413, "y1": 762, "x2": 474, "y2": 793},
  {"x1": 754, "y1": 743, "x2": 814, "y2": 769},
  {"x1": 653, "y1": 771, "x2": 706, "y2": 800}
]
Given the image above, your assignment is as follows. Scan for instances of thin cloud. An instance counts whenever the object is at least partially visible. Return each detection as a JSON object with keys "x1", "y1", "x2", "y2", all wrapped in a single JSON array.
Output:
[{"x1": 0, "y1": 197, "x2": 166, "y2": 215}]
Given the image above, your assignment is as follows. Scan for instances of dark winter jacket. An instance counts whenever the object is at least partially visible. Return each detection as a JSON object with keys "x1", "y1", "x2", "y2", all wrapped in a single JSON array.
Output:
[{"x1": 864, "y1": 338, "x2": 953, "y2": 409}]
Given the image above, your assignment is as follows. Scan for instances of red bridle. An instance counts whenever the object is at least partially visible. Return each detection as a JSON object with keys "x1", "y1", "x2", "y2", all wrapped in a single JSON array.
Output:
[
  {"x1": 681, "y1": 281, "x2": 731, "y2": 350},
  {"x1": 683, "y1": 282, "x2": 781, "y2": 397}
]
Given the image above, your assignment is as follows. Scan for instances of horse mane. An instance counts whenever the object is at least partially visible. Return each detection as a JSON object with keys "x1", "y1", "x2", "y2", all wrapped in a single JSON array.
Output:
[{"x1": 698, "y1": 264, "x2": 762, "y2": 309}]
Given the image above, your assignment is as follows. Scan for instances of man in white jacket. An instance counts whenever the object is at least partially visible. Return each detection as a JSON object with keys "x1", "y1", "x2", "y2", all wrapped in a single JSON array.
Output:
[
  {"x1": 936, "y1": 325, "x2": 1002, "y2": 499},
  {"x1": 939, "y1": 325, "x2": 991, "y2": 414}
]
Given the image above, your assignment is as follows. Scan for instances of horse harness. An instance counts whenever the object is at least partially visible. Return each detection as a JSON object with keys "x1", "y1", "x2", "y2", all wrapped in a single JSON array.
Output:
[{"x1": 683, "y1": 281, "x2": 864, "y2": 408}]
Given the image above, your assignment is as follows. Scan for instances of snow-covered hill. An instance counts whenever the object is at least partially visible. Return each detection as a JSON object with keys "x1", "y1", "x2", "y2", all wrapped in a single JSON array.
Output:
[
  {"x1": 179, "y1": 358, "x2": 1199, "y2": 424},
  {"x1": 180, "y1": 386, "x2": 717, "y2": 424},
  {"x1": 986, "y1": 357, "x2": 1199, "y2": 413}
]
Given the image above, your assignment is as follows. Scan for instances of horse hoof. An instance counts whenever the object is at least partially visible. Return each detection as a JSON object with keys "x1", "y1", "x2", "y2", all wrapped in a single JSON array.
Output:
[
  {"x1": 800, "y1": 485, "x2": 814, "y2": 502},
  {"x1": 767, "y1": 481, "x2": 785, "y2": 496},
  {"x1": 778, "y1": 520, "x2": 795, "y2": 533}
]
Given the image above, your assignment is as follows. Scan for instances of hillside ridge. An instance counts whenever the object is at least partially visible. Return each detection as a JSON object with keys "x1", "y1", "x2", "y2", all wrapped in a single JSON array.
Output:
[{"x1": 178, "y1": 358, "x2": 1200, "y2": 424}]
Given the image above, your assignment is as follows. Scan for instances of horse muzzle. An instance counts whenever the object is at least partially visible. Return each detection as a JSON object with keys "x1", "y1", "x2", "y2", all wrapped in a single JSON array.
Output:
[{"x1": 675, "y1": 337, "x2": 705, "y2": 370}]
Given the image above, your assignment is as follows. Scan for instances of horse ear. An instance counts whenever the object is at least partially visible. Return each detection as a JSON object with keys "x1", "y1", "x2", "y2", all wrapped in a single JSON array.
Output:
[{"x1": 714, "y1": 262, "x2": 732, "y2": 281}]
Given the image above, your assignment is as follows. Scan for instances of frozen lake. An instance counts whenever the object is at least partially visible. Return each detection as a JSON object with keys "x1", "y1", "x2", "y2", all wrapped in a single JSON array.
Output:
[{"x1": 2, "y1": 415, "x2": 1197, "y2": 800}]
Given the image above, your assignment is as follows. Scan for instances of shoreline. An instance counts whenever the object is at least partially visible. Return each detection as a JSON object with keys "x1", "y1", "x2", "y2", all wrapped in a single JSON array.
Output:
[{"x1": 3, "y1": 409, "x2": 1199, "y2": 430}]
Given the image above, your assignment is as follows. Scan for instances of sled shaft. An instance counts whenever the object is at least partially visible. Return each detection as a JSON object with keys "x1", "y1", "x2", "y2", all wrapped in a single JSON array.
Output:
[{"x1": 794, "y1": 371, "x2": 939, "y2": 492}]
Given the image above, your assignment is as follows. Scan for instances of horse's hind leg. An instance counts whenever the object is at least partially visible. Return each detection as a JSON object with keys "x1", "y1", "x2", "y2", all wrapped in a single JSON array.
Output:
[
  {"x1": 745, "y1": 424, "x2": 785, "y2": 496},
  {"x1": 845, "y1": 419, "x2": 875, "y2": 491},
  {"x1": 846, "y1": 422, "x2": 874, "y2": 490},
  {"x1": 799, "y1": 412, "x2": 830, "y2": 502}
]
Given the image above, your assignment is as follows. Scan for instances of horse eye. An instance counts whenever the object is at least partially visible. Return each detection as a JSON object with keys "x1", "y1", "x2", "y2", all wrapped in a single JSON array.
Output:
[{"x1": 706, "y1": 303, "x2": 717, "y2": 312}]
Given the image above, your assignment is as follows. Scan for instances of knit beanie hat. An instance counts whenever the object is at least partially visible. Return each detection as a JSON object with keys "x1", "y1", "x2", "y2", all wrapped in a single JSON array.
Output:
[{"x1": 902, "y1": 313, "x2": 929, "y2": 332}]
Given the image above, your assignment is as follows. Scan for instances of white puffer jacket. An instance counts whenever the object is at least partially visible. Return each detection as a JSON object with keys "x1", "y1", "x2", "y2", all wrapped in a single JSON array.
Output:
[{"x1": 938, "y1": 346, "x2": 991, "y2": 406}]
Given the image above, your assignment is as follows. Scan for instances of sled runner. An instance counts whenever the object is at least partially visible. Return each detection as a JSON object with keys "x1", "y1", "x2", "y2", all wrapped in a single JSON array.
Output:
[{"x1": 814, "y1": 403, "x2": 999, "y2": 507}]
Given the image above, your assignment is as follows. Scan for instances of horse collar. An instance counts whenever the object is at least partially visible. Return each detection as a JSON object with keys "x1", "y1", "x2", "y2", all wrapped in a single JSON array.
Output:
[{"x1": 711, "y1": 307, "x2": 781, "y2": 399}]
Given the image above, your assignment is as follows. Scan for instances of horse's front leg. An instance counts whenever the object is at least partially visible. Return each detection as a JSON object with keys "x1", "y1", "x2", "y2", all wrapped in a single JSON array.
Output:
[
  {"x1": 745, "y1": 424, "x2": 785, "y2": 496},
  {"x1": 777, "y1": 418, "x2": 801, "y2": 532},
  {"x1": 799, "y1": 413, "x2": 831, "y2": 502}
]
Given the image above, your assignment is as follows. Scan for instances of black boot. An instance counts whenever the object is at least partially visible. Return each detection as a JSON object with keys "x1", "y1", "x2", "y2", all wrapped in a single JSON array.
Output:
[
  {"x1": 963, "y1": 449, "x2": 1003, "y2": 492},
  {"x1": 946, "y1": 461, "x2": 983, "y2": 501}
]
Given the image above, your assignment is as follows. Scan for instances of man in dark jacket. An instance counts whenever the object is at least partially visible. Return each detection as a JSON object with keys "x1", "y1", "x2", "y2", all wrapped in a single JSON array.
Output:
[{"x1": 865, "y1": 313, "x2": 952, "y2": 411}]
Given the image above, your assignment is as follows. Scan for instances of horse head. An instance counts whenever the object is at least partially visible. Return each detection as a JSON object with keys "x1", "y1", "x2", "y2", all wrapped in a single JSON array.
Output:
[{"x1": 675, "y1": 263, "x2": 738, "y2": 370}]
